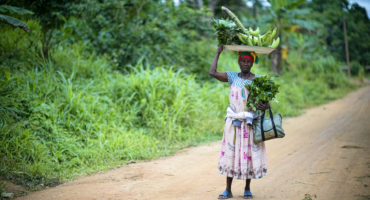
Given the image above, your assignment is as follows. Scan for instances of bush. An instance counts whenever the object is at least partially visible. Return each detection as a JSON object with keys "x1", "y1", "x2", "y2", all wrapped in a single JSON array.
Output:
[
  {"x1": 350, "y1": 60, "x2": 364, "y2": 76},
  {"x1": 54, "y1": 0, "x2": 214, "y2": 78},
  {"x1": 0, "y1": 23, "x2": 228, "y2": 186},
  {"x1": 0, "y1": 20, "x2": 43, "y2": 70}
]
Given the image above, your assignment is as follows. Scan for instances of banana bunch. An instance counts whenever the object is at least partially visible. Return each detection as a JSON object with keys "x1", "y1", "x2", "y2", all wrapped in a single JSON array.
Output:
[
  {"x1": 221, "y1": 6, "x2": 280, "y2": 49},
  {"x1": 237, "y1": 27, "x2": 280, "y2": 48}
]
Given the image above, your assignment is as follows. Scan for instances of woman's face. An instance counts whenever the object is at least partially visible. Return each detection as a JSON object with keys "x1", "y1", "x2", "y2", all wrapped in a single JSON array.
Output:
[{"x1": 238, "y1": 58, "x2": 253, "y2": 73}]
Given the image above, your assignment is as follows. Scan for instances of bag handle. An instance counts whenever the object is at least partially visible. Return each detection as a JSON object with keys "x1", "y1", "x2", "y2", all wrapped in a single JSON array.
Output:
[
  {"x1": 269, "y1": 107, "x2": 278, "y2": 138},
  {"x1": 260, "y1": 107, "x2": 278, "y2": 141},
  {"x1": 260, "y1": 110, "x2": 265, "y2": 141}
]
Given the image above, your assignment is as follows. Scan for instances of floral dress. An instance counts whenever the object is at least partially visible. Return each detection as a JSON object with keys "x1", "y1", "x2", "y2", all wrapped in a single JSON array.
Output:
[{"x1": 218, "y1": 71, "x2": 267, "y2": 180}]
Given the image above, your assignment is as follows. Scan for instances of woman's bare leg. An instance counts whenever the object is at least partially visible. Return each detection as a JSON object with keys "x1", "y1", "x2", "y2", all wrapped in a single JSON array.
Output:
[
  {"x1": 245, "y1": 179, "x2": 251, "y2": 191},
  {"x1": 226, "y1": 177, "x2": 233, "y2": 192}
]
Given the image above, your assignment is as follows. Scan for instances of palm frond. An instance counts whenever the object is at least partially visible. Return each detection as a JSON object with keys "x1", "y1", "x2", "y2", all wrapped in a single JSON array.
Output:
[{"x1": 0, "y1": 14, "x2": 30, "y2": 32}]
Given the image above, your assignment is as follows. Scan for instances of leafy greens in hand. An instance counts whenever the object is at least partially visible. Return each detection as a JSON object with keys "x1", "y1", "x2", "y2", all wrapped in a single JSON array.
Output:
[{"x1": 245, "y1": 76, "x2": 279, "y2": 112}]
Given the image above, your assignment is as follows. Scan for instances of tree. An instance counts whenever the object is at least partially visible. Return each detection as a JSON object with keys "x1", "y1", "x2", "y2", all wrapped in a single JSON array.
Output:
[
  {"x1": 252, "y1": 0, "x2": 263, "y2": 19},
  {"x1": 346, "y1": 3, "x2": 370, "y2": 66},
  {"x1": 308, "y1": 0, "x2": 370, "y2": 66},
  {"x1": 263, "y1": 0, "x2": 321, "y2": 74},
  {"x1": 53, "y1": 0, "x2": 213, "y2": 76},
  {"x1": 194, "y1": 0, "x2": 203, "y2": 9},
  {"x1": 6, "y1": 0, "x2": 74, "y2": 59}
]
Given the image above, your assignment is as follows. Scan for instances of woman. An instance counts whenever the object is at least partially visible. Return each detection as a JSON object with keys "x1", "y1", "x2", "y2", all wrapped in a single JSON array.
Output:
[{"x1": 209, "y1": 45, "x2": 269, "y2": 199}]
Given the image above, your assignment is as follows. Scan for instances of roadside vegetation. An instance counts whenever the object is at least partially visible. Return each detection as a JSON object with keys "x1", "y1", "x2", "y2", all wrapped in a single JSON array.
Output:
[{"x1": 0, "y1": 0, "x2": 368, "y2": 191}]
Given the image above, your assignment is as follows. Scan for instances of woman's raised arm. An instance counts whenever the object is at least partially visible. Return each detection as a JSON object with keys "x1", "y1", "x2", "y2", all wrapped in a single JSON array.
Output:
[{"x1": 209, "y1": 45, "x2": 228, "y2": 82}]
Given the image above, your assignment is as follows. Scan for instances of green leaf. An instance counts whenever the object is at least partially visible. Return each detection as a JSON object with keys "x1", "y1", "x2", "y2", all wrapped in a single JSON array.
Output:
[
  {"x1": 0, "y1": 14, "x2": 30, "y2": 32},
  {"x1": 287, "y1": 0, "x2": 306, "y2": 10},
  {"x1": 245, "y1": 75, "x2": 280, "y2": 112},
  {"x1": 0, "y1": 5, "x2": 33, "y2": 15}
]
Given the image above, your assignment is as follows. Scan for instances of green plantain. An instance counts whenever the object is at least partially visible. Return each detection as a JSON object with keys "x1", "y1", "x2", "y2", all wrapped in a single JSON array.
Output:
[
  {"x1": 249, "y1": 27, "x2": 260, "y2": 36},
  {"x1": 268, "y1": 27, "x2": 277, "y2": 43},
  {"x1": 221, "y1": 6, "x2": 248, "y2": 34},
  {"x1": 269, "y1": 37, "x2": 280, "y2": 48},
  {"x1": 247, "y1": 35, "x2": 254, "y2": 46},
  {"x1": 237, "y1": 33, "x2": 249, "y2": 45},
  {"x1": 260, "y1": 29, "x2": 272, "y2": 46},
  {"x1": 253, "y1": 36, "x2": 259, "y2": 46},
  {"x1": 257, "y1": 36, "x2": 263, "y2": 46}
]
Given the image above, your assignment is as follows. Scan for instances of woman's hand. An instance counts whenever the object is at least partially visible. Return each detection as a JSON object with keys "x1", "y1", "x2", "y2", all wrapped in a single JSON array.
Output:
[{"x1": 256, "y1": 101, "x2": 270, "y2": 111}]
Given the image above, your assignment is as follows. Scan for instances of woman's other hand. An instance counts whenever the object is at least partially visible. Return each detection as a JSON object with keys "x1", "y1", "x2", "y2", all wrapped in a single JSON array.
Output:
[{"x1": 256, "y1": 101, "x2": 270, "y2": 111}]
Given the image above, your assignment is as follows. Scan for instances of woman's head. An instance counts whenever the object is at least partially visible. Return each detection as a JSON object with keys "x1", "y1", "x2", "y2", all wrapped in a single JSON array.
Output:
[{"x1": 238, "y1": 51, "x2": 259, "y2": 73}]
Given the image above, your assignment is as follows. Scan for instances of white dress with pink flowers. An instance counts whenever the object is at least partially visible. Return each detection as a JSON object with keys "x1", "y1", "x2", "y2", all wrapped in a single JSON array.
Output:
[{"x1": 218, "y1": 71, "x2": 267, "y2": 180}]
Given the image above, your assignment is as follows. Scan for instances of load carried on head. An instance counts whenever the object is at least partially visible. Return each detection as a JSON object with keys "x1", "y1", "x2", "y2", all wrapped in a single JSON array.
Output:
[{"x1": 213, "y1": 6, "x2": 280, "y2": 54}]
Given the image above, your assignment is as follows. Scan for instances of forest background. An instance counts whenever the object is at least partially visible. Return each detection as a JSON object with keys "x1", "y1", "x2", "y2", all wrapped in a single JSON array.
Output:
[{"x1": 0, "y1": 0, "x2": 369, "y2": 193}]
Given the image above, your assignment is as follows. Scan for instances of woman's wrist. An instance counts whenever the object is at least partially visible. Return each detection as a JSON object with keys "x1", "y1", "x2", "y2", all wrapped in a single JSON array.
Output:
[{"x1": 217, "y1": 45, "x2": 224, "y2": 54}]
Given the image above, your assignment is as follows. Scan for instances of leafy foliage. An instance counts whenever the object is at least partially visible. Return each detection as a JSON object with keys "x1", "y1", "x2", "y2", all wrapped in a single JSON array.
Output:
[
  {"x1": 0, "y1": 5, "x2": 33, "y2": 32},
  {"x1": 7, "y1": 0, "x2": 72, "y2": 31},
  {"x1": 52, "y1": 0, "x2": 214, "y2": 76},
  {"x1": 245, "y1": 76, "x2": 280, "y2": 111},
  {"x1": 212, "y1": 18, "x2": 240, "y2": 45},
  {"x1": 308, "y1": 0, "x2": 370, "y2": 66},
  {"x1": 261, "y1": 0, "x2": 323, "y2": 74},
  {"x1": 0, "y1": 20, "x2": 228, "y2": 187}
]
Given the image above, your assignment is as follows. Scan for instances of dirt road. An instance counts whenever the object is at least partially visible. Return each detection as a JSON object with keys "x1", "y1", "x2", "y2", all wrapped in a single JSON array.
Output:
[{"x1": 18, "y1": 86, "x2": 370, "y2": 200}]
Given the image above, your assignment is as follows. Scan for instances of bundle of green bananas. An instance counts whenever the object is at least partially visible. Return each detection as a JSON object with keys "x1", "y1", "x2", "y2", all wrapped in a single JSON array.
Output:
[
  {"x1": 221, "y1": 6, "x2": 280, "y2": 49},
  {"x1": 236, "y1": 27, "x2": 280, "y2": 48}
]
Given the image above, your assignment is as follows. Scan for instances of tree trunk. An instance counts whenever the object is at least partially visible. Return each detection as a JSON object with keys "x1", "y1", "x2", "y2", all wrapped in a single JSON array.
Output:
[
  {"x1": 194, "y1": 0, "x2": 203, "y2": 9},
  {"x1": 42, "y1": 29, "x2": 52, "y2": 60},
  {"x1": 343, "y1": 19, "x2": 351, "y2": 77},
  {"x1": 271, "y1": 17, "x2": 282, "y2": 75},
  {"x1": 271, "y1": 44, "x2": 282, "y2": 74},
  {"x1": 209, "y1": 0, "x2": 219, "y2": 14},
  {"x1": 253, "y1": 0, "x2": 259, "y2": 19}
]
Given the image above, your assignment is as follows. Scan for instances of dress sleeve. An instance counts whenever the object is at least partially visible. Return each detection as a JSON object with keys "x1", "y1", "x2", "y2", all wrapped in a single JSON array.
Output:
[{"x1": 226, "y1": 71, "x2": 237, "y2": 85}]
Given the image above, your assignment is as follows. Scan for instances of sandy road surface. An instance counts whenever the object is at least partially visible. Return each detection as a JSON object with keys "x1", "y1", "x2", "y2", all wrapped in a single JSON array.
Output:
[{"x1": 18, "y1": 86, "x2": 370, "y2": 200}]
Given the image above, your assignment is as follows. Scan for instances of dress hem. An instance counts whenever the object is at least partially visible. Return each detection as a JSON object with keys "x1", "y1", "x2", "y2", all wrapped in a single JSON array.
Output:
[{"x1": 218, "y1": 169, "x2": 267, "y2": 180}]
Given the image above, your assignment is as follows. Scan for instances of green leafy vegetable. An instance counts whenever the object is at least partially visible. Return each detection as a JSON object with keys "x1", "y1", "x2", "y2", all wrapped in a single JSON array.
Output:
[
  {"x1": 212, "y1": 18, "x2": 241, "y2": 45},
  {"x1": 245, "y1": 76, "x2": 280, "y2": 111}
]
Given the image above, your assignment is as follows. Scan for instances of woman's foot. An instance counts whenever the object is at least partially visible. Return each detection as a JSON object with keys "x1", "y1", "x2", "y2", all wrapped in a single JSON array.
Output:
[
  {"x1": 243, "y1": 190, "x2": 253, "y2": 199},
  {"x1": 218, "y1": 190, "x2": 233, "y2": 199}
]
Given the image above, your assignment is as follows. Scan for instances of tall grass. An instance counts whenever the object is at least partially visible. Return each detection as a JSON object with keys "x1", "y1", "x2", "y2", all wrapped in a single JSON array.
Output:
[
  {"x1": 1, "y1": 21, "x2": 229, "y2": 187},
  {"x1": 0, "y1": 20, "x2": 358, "y2": 189},
  {"x1": 1, "y1": 50, "x2": 228, "y2": 188}
]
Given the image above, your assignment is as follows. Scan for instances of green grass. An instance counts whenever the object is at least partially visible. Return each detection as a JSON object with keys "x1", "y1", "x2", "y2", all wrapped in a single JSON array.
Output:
[
  {"x1": 0, "y1": 45, "x2": 228, "y2": 188},
  {"x1": 0, "y1": 22, "x2": 229, "y2": 187},
  {"x1": 0, "y1": 20, "x2": 361, "y2": 189}
]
